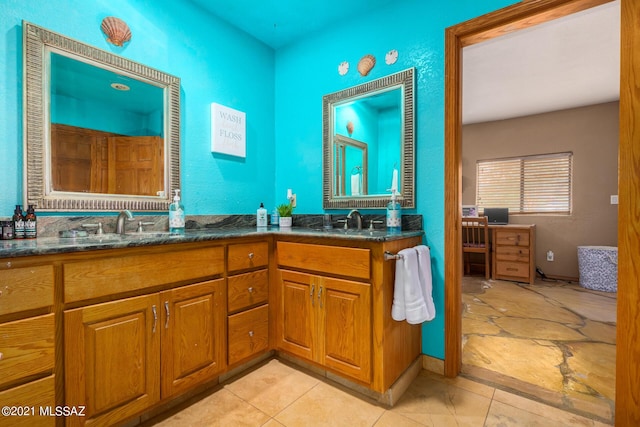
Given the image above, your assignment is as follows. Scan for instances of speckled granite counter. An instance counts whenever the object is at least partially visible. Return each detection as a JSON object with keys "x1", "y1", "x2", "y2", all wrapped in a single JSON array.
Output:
[{"x1": 0, "y1": 226, "x2": 424, "y2": 259}]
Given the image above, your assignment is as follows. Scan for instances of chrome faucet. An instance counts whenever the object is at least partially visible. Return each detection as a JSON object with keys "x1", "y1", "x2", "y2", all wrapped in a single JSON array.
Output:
[
  {"x1": 115, "y1": 210, "x2": 134, "y2": 234},
  {"x1": 347, "y1": 209, "x2": 364, "y2": 231}
]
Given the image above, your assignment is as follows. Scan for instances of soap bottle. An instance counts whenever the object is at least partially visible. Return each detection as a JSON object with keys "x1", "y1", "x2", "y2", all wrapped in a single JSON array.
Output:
[
  {"x1": 257, "y1": 203, "x2": 268, "y2": 227},
  {"x1": 12, "y1": 205, "x2": 25, "y2": 239},
  {"x1": 271, "y1": 208, "x2": 279, "y2": 227},
  {"x1": 169, "y1": 189, "x2": 185, "y2": 234},
  {"x1": 25, "y1": 205, "x2": 37, "y2": 239},
  {"x1": 386, "y1": 191, "x2": 402, "y2": 233}
]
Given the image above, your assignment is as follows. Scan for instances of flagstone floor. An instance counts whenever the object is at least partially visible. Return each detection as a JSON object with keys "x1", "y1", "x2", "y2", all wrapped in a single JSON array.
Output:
[{"x1": 461, "y1": 276, "x2": 616, "y2": 424}]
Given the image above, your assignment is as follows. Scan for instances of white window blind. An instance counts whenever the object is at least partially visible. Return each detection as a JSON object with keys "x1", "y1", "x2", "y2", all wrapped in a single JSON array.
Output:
[{"x1": 476, "y1": 152, "x2": 572, "y2": 214}]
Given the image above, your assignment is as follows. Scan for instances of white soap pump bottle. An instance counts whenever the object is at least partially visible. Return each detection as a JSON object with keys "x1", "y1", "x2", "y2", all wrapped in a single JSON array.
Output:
[
  {"x1": 169, "y1": 189, "x2": 185, "y2": 234},
  {"x1": 257, "y1": 202, "x2": 268, "y2": 227}
]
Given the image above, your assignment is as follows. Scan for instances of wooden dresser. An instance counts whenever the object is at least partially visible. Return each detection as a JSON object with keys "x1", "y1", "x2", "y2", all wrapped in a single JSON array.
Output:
[{"x1": 491, "y1": 224, "x2": 536, "y2": 285}]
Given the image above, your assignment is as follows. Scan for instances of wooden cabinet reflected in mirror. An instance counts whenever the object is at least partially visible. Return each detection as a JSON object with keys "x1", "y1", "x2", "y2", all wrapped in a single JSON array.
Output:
[{"x1": 51, "y1": 124, "x2": 164, "y2": 196}]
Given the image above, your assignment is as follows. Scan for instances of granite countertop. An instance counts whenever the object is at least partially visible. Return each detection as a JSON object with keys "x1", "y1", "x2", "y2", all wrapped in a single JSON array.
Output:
[{"x1": 0, "y1": 226, "x2": 424, "y2": 259}]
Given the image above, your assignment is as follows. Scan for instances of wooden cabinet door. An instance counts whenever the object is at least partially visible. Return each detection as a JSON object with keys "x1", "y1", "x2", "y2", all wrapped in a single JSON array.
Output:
[
  {"x1": 64, "y1": 294, "x2": 161, "y2": 427},
  {"x1": 319, "y1": 277, "x2": 372, "y2": 383},
  {"x1": 277, "y1": 270, "x2": 315, "y2": 361},
  {"x1": 160, "y1": 279, "x2": 226, "y2": 398}
]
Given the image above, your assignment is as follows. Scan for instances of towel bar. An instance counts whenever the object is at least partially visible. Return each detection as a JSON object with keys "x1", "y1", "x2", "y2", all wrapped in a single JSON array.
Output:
[{"x1": 384, "y1": 251, "x2": 403, "y2": 261}]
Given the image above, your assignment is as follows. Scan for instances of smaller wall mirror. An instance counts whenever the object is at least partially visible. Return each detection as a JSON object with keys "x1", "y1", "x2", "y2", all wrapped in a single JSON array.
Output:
[
  {"x1": 23, "y1": 21, "x2": 181, "y2": 211},
  {"x1": 323, "y1": 68, "x2": 415, "y2": 209}
]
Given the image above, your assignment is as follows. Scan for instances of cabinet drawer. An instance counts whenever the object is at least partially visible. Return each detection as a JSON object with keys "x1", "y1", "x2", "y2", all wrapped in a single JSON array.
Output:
[
  {"x1": 495, "y1": 230, "x2": 530, "y2": 246},
  {"x1": 228, "y1": 305, "x2": 269, "y2": 365},
  {"x1": 228, "y1": 269, "x2": 269, "y2": 313},
  {"x1": 64, "y1": 246, "x2": 224, "y2": 303},
  {"x1": 277, "y1": 242, "x2": 370, "y2": 280},
  {"x1": 228, "y1": 242, "x2": 269, "y2": 273},
  {"x1": 496, "y1": 261, "x2": 530, "y2": 279},
  {"x1": 0, "y1": 314, "x2": 54, "y2": 388},
  {"x1": 0, "y1": 265, "x2": 53, "y2": 315},
  {"x1": 0, "y1": 375, "x2": 55, "y2": 426},
  {"x1": 496, "y1": 245, "x2": 530, "y2": 262}
]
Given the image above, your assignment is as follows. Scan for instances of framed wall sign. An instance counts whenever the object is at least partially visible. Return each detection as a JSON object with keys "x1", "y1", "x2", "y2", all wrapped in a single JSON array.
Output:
[{"x1": 211, "y1": 103, "x2": 246, "y2": 157}]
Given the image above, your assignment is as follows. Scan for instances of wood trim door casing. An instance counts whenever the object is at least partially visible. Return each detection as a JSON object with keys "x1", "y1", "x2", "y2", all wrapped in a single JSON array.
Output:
[{"x1": 446, "y1": 0, "x2": 640, "y2": 423}]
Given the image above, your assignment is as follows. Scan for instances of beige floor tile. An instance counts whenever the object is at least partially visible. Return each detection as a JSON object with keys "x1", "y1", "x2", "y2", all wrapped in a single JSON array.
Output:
[
  {"x1": 531, "y1": 286, "x2": 616, "y2": 323},
  {"x1": 579, "y1": 320, "x2": 616, "y2": 344},
  {"x1": 462, "y1": 316, "x2": 502, "y2": 335},
  {"x1": 565, "y1": 342, "x2": 616, "y2": 401},
  {"x1": 373, "y1": 411, "x2": 425, "y2": 426},
  {"x1": 152, "y1": 388, "x2": 270, "y2": 426},
  {"x1": 390, "y1": 373, "x2": 492, "y2": 426},
  {"x1": 274, "y1": 382, "x2": 385, "y2": 427},
  {"x1": 224, "y1": 359, "x2": 320, "y2": 417},
  {"x1": 419, "y1": 370, "x2": 495, "y2": 399}
]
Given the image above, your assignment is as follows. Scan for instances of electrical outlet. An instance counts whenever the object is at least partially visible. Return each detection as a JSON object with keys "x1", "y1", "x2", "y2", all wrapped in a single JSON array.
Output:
[
  {"x1": 291, "y1": 194, "x2": 297, "y2": 208},
  {"x1": 546, "y1": 250, "x2": 554, "y2": 262}
]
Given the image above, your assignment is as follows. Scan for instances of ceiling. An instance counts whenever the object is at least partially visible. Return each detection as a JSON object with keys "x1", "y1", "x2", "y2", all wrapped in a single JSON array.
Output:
[{"x1": 187, "y1": 0, "x2": 620, "y2": 125}]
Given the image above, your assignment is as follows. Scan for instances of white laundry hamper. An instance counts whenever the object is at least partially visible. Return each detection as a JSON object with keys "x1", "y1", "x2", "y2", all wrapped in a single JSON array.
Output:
[{"x1": 577, "y1": 246, "x2": 618, "y2": 292}]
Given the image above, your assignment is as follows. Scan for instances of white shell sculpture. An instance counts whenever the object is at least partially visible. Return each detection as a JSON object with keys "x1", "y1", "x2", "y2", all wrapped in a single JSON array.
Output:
[
  {"x1": 101, "y1": 17, "x2": 132, "y2": 47},
  {"x1": 357, "y1": 54, "x2": 376, "y2": 76},
  {"x1": 385, "y1": 49, "x2": 398, "y2": 65},
  {"x1": 338, "y1": 61, "x2": 349, "y2": 76}
]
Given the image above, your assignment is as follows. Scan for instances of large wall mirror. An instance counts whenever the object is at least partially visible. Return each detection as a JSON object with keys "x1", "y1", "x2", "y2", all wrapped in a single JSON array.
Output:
[
  {"x1": 23, "y1": 21, "x2": 181, "y2": 211},
  {"x1": 323, "y1": 67, "x2": 414, "y2": 209}
]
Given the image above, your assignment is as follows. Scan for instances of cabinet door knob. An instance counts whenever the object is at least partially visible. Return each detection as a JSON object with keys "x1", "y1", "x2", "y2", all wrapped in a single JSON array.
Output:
[
  {"x1": 164, "y1": 301, "x2": 170, "y2": 329},
  {"x1": 0, "y1": 352, "x2": 3, "y2": 361},
  {"x1": 248, "y1": 330, "x2": 254, "y2": 337},
  {"x1": 248, "y1": 287, "x2": 254, "y2": 293},
  {"x1": 248, "y1": 252, "x2": 254, "y2": 259},
  {"x1": 310, "y1": 284, "x2": 315, "y2": 306}
]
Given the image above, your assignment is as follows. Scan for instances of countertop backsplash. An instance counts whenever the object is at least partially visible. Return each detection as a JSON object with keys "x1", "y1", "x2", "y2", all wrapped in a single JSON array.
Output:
[{"x1": 3, "y1": 213, "x2": 423, "y2": 238}]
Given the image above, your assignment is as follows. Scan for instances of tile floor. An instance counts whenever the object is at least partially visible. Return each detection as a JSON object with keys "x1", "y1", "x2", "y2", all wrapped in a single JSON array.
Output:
[
  {"x1": 462, "y1": 276, "x2": 616, "y2": 425},
  {"x1": 146, "y1": 358, "x2": 611, "y2": 426}
]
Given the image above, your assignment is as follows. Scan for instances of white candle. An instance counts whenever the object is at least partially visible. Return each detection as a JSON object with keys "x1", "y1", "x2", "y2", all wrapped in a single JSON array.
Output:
[{"x1": 391, "y1": 169, "x2": 398, "y2": 193}]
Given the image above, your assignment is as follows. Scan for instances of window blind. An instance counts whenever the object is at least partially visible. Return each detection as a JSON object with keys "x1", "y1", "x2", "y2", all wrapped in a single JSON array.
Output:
[{"x1": 476, "y1": 152, "x2": 572, "y2": 214}]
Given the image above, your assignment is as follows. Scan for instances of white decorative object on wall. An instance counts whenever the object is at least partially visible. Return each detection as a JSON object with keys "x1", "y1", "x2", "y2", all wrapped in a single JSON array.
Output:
[
  {"x1": 357, "y1": 54, "x2": 376, "y2": 76},
  {"x1": 385, "y1": 49, "x2": 398, "y2": 65},
  {"x1": 211, "y1": 103, "x2": 246, "y2": 158},
  {"x1": 338, "y1": 61, "x2": 349, "y2": 76},
  {"x1": 101, "y1": 17, "x2": 132, "y2": 46}
]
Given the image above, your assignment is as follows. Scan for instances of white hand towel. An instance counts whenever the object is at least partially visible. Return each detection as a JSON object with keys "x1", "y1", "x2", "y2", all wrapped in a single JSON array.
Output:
[
  {"x1": 416, "y1": 245, "x2": 436, "y2": 321},
  {"x1": 351, "y1": 174, "x2": 360, "y2": 195},
  {"x1": 392, "y1": 248, "x2": 430, "y2": 324}
]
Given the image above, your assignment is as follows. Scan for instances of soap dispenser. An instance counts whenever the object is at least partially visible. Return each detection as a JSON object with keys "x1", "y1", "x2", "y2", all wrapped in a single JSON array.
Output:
[
  {"x1": 257, "y1": 203, "x2": 268, "y2": 228},
  {"x1": 169, "y1": 189, "x2": 185, "y2": 234},
  {"x1": 386, "y1": 190, "x2": 402, "y2": 233}
]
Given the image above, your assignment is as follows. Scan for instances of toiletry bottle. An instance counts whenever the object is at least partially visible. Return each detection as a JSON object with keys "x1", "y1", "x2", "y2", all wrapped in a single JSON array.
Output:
[
  {"x1": 257, "y1": 203, "x2": 268, "y2": 227},
  {"x1": 12, "y1": 205, "x2": 25, "y2": 239},
  {"x1": 169, "y1": 189, "x2": 185, "y2": 234},
  {"x1": 25, "y1": 205, "x2": 37, "y2": 239},
  {"x1": 271, "y1": 208, "x2": 279, "y2": 226},
  {"x1": 386, "y1": 191, "x2": 402, "y2": 233}
]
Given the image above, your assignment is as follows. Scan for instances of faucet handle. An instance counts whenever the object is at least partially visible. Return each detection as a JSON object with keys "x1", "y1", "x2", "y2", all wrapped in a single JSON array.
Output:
[
  {"x1": 368, "y1": 220, "x2": 384, "y2": 231},
  {"x1": 136, "y1": 221, "x2": 155, "y2": 233},
  {"x1": 82, "y1": 222, "x2": 104, "y2": 235},
  {"x1": 336, "y1": 219, "x2": 349, "y2": 230}
]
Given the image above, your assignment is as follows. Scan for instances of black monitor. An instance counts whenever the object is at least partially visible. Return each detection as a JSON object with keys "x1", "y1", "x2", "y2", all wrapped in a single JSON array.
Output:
[{"x1": 484, "y1": 207, "x2": 509, "y2": 225}]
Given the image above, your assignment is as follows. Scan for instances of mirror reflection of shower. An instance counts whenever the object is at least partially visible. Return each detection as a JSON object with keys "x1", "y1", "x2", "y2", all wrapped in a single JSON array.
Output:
[{"x1": 333, "y1": 134, "x2": 368, "y2": 197}]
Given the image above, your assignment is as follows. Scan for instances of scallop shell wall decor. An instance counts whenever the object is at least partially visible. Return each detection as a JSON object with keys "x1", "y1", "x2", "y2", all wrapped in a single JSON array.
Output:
[
  {"x1": 101, "y1": 17, "x2": 132, "y2": 47},
  {"x1": 357, "y1": 54, "x2": 376, "y2": 76}
]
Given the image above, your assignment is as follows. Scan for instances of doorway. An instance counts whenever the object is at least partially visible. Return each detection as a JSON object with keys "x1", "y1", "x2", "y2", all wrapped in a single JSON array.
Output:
[{"x1": 442, "y1": 0, "x2": 640, "y2": 423}]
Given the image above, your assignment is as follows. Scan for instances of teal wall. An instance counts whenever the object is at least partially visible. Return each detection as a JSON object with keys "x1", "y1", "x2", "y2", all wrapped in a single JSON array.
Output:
[
  {"x1": 0, "y1": 0, "x2": 276, "y2": 214},
  {"x1": 0, "y1": 0, "x2": 518, "y2": 358},
  {"x1": 274, "y1": 0, "x2": 517, "y2": 357}
]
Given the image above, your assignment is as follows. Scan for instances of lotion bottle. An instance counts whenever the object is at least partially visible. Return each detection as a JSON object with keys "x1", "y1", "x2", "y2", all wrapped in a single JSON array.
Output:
[
  {"x1": 257, "y1": 203, "x2": 268, "y2": 227},
  {"x1": 169, "y1": 189, "x2": 185, "y2": 234}
]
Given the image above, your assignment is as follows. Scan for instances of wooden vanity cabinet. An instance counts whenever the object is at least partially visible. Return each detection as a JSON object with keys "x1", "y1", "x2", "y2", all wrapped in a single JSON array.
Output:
[
  {"x1": 227, "y1": 241, "x2": 269, "y2": 366},
  {"x1": 278, "y1": 269, "x2": 371, "y2": 383},
  {"x1": 492, "y1": 225, "x2": 536, "y2": 285},
  {"x1": 276, "y1": 237, "x2": 422, "y2": 395},
  {"x1": 0, "y1": 263, "x2": 55, "y2": 427},
  {"x1": 63, "y1": 245, "x2": 226, "y2": 427}
]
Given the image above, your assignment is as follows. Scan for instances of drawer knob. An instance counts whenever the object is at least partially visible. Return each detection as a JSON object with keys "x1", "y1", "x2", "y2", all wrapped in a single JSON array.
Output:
[
  {"x1": 248, "y1": 330, "x2": 254, "y2": 337},
  {"x1": 248, "y1": 252, "x2": 254, "y2": 259},
  {"x1": 248, "y1": 287, "x2": 254, "y2": 293},
  {"x1": 0, "y1": 352, "x2": 3, "y2": 361}
]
